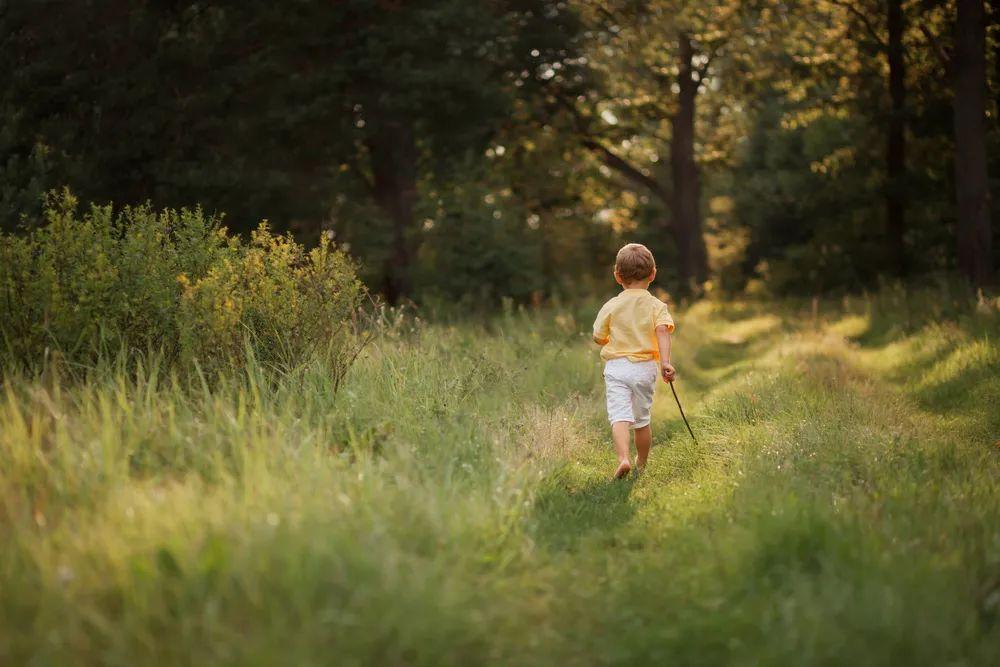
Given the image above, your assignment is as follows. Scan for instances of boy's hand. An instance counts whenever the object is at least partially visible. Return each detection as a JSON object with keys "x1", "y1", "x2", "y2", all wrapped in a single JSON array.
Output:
[{"x1": 660, "y1": 362, "x2": 676, "y2": 383}]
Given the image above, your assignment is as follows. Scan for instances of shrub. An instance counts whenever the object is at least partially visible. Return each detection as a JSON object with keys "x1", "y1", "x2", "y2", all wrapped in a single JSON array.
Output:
[
  {"x1": 177, "y1": 225, "x2": 363, "y2": 373},
  {"x1": 0, "y1": 190, "x2": 364, "y2": 374}
]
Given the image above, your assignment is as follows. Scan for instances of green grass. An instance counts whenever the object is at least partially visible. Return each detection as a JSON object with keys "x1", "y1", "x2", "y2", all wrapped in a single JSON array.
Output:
[{"x1": 2, "y1": 290, "x2": 998, "y2": 665}]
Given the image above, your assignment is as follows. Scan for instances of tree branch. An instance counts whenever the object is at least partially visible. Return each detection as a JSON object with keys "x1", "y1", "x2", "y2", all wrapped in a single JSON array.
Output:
[
  {"x1": 827, "y1": 0, "x2": 888, "y2": 49},
  {"x1": 918, "y1": 23, "x2": 951, "y2": 70},
  {"x1": 550, "y1": 90, "x2": 669, "y2": 204},
  {"x1": 594, "y1": 4, "x2": 621, "y2": 29},
  {"x1": 694, "y1": 48, "x2": 717, "y2": 88},
  {"x1": 582, "y1": 139, "x2": 668, "y2": 202}
]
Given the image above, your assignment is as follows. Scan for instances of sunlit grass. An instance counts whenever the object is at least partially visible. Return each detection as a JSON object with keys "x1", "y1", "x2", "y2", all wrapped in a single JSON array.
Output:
[{"x1": 1, "y1": 290, "x2": 998, "y2": 665}]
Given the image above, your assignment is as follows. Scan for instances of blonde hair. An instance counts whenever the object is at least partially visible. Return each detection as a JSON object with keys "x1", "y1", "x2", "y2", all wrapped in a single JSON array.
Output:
[{"x1": 615, "y1": 243, "x2": 656, "y2": 283}]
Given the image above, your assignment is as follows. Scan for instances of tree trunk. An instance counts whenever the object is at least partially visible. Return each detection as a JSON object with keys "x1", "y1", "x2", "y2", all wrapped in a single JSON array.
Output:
[
  {"x1": 953, "y1": 0, "x2": 993, "y2": 286},
  {"x1": 367, "y1": 113, "x2": 418, "y2": 303},
  {"x1": 992, "y1": 0, "x2": 1000, "y2": 120},
  {"x1": 670, "y1": 32, "x2": 708, "y2": 293},
  {"x1": 886, "y1": 0, "x2": 907, "y2": 275}
]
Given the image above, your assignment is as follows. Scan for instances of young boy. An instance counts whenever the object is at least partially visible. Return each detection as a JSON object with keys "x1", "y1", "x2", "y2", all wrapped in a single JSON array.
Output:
[{"x1": 592, "y1": 243, "x2": 676, "y2": 480}]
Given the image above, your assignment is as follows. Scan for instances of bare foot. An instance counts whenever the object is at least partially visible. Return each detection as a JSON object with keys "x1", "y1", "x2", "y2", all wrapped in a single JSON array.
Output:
[{"x1": 613, "y1": 459, "x2": 631, "y2": 480}]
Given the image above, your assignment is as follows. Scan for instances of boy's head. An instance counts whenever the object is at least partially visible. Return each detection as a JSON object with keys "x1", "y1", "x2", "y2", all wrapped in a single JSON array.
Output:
[{"x1": 614, "y1": 243, "x2": 656, "y2": 286}]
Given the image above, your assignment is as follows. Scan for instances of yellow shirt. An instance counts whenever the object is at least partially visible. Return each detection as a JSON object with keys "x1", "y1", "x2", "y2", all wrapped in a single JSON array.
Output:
[{"x1": 592, "y1": 288, "x2": 675, "y2": 362}]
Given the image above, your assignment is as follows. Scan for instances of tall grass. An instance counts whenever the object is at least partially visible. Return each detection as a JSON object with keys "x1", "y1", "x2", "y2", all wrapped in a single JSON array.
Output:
[{"x1": 1, "y1": 288, "x2": 998, "y2": 665}]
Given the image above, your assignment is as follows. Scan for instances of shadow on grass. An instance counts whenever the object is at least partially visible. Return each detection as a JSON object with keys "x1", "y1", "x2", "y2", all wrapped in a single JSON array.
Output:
[
  {"x1": 854, "y1": 323, "x2": 999, "y2": 438},
  {"x1": 693, "y1": 337, "x2": 750, "y2": 371},
  {"x1": 683, "y1": 312, "x2": 789, "y2": 395},
  {"x1": 686, "y1": 343, "x2": 758, "y2": 395},
  {"x1": 813, "y1": 299, "x2": 997, "y2": 439},
  {"x1": 530, "y1": 467, "x2": 636, "y2": 552}
]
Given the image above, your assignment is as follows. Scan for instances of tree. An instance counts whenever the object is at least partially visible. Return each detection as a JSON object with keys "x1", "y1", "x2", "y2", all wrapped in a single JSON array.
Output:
[
  {"x1": 953, "y1": 0, "x2": 993, "y2": 285},
  {"x1": 3, "y1": 0, "x2": 994, "y2": 299},
  {"x1": 0, "y1": 1, "x2": 589, "y2": 301},
  {"x1": 824, "y1": 0, "x2": 909, "y2": 275},
  {"x1": 565, "y1": 1, "x2": 747, "y2": 293},
  {"x1": 887, "y1": 0, "x2": 909, "y2": 275},
  {"x1": 669, "y1": 30, "x2": 709, "y2": 289}
]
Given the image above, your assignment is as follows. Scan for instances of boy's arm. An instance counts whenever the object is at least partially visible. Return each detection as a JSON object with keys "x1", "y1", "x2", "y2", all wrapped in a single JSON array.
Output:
[
  {"x1": 592, "y1": 303, "x2": 611, "y2": 346},
  {"x1": 656, "y1": 325, "x2": 675, "y2": 382}
]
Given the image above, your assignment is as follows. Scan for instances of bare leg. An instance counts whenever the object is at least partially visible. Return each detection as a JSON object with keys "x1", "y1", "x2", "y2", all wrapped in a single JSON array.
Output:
[
  {"x1": 612, "y1": 421, "x2": 632, "y2": 478},
  {"x1": 634, "y1": 424, "x2": 652, "y2": 469}
]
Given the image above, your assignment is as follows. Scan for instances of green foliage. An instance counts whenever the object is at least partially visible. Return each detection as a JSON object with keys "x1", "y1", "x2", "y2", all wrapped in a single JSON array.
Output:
[
  {"x1": 415, "y1": 171, "x2": 543, "y2": 304},
  {"x1": 0, "y1": 1, "x2": 592, "y2": 301},
  {"x1": 177, "y1": 225, "x2": 362, "y2": 372},
  {"x1": 1, "y1": 1, "x2": 996, "y2": 301},
  {"x1": 728, "y1": 85, "x2": 955, "y2": 294},
  {"x1": 0, "y1": 129, "x2": 55, "y2": 231},
  {"x1": 0, "y1": 191, "x2": 363, "y2": 373}
]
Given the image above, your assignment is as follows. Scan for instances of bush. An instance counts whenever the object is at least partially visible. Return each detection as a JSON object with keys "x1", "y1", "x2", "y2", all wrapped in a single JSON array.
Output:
[
  {"x1": 177, "y1": 224, "x2": 363, "y2": 373},
  {"x1": 0, "y1": 190, "x2": 364, "y2": 374}
]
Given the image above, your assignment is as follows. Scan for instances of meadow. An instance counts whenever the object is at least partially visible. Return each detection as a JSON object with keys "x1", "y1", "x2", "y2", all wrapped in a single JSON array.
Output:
[{"x1": 1, "y1": 286, "x2": 999, "y2": 666}]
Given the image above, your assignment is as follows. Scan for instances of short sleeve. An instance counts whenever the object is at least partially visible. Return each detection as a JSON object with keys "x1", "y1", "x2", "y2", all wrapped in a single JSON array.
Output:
[
  {"x1": 654, "y1": 301, "x2": 675, "y2": 333},
  {"x1": 592, "y1": 302, "x2": 612, "y2": 343}
]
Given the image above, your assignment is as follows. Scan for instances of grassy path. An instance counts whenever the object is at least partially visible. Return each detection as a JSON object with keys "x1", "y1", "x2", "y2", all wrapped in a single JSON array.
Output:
[
  {"x1": 1, "y1": 294, "x2": 998, "y2": 665},
  {"x1": 522, "y1": 300, "x2": 998, "y2": 664}
]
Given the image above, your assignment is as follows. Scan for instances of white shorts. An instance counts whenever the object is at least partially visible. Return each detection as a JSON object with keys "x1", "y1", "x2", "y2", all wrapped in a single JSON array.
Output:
[{"x1": 603, "y1": 357, "x2": 659, "y2": 428}]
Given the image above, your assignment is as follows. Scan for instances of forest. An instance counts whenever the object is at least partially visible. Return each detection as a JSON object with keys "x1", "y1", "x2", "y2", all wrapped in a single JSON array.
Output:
[
  {"x1": 3, "y1": 0, "x2": 996, "y2": 301},
  {"x1": 1, "y1": 2, "x2": 998, "y2": 665}
]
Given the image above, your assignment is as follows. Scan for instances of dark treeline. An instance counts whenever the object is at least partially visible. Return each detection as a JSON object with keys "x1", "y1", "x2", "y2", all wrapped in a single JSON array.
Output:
[{"x1": 2, "y1": 0, "x2": 997, "y2": 301}]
